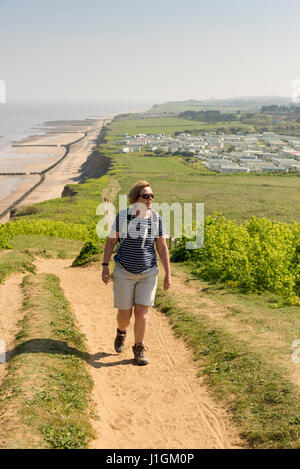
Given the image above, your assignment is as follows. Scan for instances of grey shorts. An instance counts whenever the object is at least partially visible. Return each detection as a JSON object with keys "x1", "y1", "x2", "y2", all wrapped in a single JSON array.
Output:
[{"x1": 113, "y1": 262, "x2": 159, "y2": 309}]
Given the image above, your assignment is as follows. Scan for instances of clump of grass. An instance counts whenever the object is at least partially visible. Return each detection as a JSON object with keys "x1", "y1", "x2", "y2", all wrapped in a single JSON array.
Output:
[
  {"x1": 0, "y1": 250, "x2": 36, "y2": 284},
  {"x1": 155, "y1": 286, "x2": 300, "y2": 449},
  {"x1": 0, "y1": 273, "x2": 95, "y2": 449},
  {"x1": 39, "y1": 422, "x2": 91, "y2": 450},
  {"x1": 13, "y1": 205, "x2": 39, "y2": 216},
  {"x1": 72, "y1": 241, "x2": 103, "y2": 267},
  {"x1": 9, "y1": 235, "x2": 85, "y2": 259}
]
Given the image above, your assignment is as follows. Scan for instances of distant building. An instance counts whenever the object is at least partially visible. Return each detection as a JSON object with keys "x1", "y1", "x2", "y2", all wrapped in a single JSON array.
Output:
[
  {"x1": 260, "y1": 166, "x2": 287, "y2": 173},
  {"x1": 119, "y1": 147, "x2": 130, "y2": 153},
  {"x1": 219, "y1": 166, "x2": 249, "y2": 173}
]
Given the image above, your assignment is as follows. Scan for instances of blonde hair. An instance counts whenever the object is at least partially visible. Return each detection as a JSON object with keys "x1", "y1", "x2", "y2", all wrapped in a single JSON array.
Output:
[{"x1": 128, "y1": 180, "x2": 150, "y2": 204}]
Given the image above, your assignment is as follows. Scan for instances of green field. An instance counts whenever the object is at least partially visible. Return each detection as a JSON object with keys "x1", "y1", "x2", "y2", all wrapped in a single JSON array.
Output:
[
  {"x1": 103, "y1": 117, "x2": 300, "y2": 224},
  {"x1": 112, "y1": 116, "x2": 253, "y2": 136}
]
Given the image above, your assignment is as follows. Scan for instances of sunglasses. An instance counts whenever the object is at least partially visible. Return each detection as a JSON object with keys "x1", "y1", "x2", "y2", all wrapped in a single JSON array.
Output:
[{"x1": 140, "y1": 193, "x2": 154, "y2": 199}]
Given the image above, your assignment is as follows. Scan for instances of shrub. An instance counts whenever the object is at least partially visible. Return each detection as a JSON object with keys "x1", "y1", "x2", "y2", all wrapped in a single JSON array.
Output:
[
  {"x1": 72, "y1": 241, "x2": 102, "y2": 267},
  {"x1": 171, "y1": 213, "x2": 300, "y2": 305},
  {"x1": 0, "y1": 219, "x2": 96, "y2": 249}
]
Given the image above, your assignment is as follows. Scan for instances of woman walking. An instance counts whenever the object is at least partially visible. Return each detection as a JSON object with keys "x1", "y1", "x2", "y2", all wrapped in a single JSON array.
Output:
[{"x1": 101, "y1": 181, "x2": 171, "y2": 366}]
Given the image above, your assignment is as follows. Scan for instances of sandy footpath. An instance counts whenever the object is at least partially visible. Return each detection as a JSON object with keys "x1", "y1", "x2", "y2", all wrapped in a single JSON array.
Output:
[
  {"x1": 0, "y1": 255, "x2": 242, "y2": 449},
  {"x1": 0, "y1": 107, "x2": 242, "y2": 449},
  {"x1": 0, "y1": 115, "x2": 114, "y2": 223},
  {"x1": 0, "y1": 272, "x2": 24, "y2": 385},
  {"x1": 32, "y1": 257, "x2": 241, "y2": 449}
]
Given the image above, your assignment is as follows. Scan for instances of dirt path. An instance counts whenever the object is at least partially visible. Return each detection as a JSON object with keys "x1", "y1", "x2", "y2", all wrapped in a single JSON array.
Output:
[
  {"x1": 33, "y1": 257, "x2": 241, "y2": 449},
  {"x1": 0, "y1": 273, "x2": 24, "y2": 385}
]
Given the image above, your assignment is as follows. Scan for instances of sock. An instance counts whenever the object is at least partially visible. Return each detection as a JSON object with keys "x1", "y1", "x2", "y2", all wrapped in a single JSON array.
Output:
[{"x1": 117, "y1": 328, "x2": 126, "y2": 334}]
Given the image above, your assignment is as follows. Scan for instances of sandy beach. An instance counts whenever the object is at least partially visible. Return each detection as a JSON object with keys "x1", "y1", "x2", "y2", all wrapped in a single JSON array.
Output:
[{"x1": 0, "y1": 114, "x2": 115, "y2": 223}]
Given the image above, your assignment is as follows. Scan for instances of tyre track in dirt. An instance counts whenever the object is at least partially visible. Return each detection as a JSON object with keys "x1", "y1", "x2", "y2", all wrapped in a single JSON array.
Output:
[{"x1": 33, "y1": 257, "x2": 242, "y2": 449}]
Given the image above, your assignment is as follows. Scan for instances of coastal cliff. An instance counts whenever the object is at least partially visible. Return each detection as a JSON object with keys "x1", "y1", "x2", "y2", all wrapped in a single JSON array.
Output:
[{"x1": 77, "y1": 125, "x2": 111, "y2": 183}]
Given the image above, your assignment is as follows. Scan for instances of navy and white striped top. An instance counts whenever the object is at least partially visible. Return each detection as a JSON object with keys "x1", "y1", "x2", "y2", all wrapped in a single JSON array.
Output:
[{"x1": 111, "y1": 208, "x2": 167, "y2": 274}]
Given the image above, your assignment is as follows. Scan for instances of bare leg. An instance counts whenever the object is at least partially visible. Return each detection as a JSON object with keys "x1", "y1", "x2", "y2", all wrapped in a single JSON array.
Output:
[
  {"x1": 134, "y1": 304, "x2": 149, "y2": 344},
  {"x1": 117, "y1": 308, "x2": 132, "y2": 331}
]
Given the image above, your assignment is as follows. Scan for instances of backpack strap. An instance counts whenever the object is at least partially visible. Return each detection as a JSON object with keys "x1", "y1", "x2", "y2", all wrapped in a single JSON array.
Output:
[
  {"x1": 150, "y1": 210, "x2": 159, "y2": 238},
  {"x1": 113, "y1": 209, "x2": 159, "y2": 253},
  {"x1": 113, "y1": 208, "x2": 133, "y2": 254}
]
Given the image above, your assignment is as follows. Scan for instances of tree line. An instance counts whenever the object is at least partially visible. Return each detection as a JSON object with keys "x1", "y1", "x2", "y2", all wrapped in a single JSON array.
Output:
[{"x1": 178, "y1": 110, "x2": 237, "y2": 122}]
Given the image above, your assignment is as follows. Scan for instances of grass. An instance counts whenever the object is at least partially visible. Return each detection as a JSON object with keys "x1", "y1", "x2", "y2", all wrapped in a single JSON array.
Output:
[
  {"x1": 72, "y1": 241, "x2": 103, "y2": 267},
  {"x1": 7, "y1": 115, "x2": 300, "y2": 229},
  {"x1": 0, "y1": 273, "x2": 95, "y2": 449},
  {"x1": 107, "y1": 114, "x2": 300, "y2": 446},
  {"x1": 12, "y1": 176, "x2": 110, "y2": 230},
  {"x1": 0, "y1": 176, "x2": 110, "y2": 248},
  {"x1": 170, "y1": 261, "x2": 300, "y2": 365},
  {"x1": 111, "y1": 116, "x2": 254, "y2": 136},
  {"x1": 154, "y1": 272, "x2": 300, "y2": 449},
  {"x1": 0, "y1": 249, "x2": 36, "y2": 284},
  {"x1": 101, "y1": 117, "x2": 300, "y2": 225},
  {"x1": 144, "y1": 105, "x2": 300, "y2": 135},
  {"x1": 8, "y1": 235, "x2": 85, "y2": 259},
  {"x1": 1, "y1": 111, "x2": 299, "y2": 448}
]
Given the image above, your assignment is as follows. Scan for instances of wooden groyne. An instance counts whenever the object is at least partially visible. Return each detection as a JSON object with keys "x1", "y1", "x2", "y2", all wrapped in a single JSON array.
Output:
[
  {"x1": 0, "y1": 174, "x2": 45, "y2": 219},
  {"x1": 0, "y1": 172, "x2": 27, "y2": 176},
  {"x1": 12, "y1": 144, "x2": 60, "y2": 147}
]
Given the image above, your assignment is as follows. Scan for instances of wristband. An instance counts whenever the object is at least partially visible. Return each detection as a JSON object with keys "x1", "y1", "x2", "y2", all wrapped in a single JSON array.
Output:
[{"x1": 102, "y1": 262, "x2": 109, "y2": 266}]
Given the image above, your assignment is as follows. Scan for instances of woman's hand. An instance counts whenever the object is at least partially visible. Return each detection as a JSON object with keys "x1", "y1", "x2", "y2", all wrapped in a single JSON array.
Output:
[
  {"x1": 163, "y1": 274, "x2": 171, "y2": 290},
  {"x1": 102, "y1": 266, "x2": 110, "y2": 284}
]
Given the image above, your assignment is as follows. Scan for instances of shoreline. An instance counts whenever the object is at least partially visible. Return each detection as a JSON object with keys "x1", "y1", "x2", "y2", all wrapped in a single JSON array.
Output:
[{"x1": 0, "y1": 114, "x2": 115, "y2": 224}]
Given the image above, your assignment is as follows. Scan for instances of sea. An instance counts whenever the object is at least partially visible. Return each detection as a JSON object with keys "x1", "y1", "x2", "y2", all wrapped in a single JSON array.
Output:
[{"x1": 0, "y1": 100, "x2": 151, "y2": 203}]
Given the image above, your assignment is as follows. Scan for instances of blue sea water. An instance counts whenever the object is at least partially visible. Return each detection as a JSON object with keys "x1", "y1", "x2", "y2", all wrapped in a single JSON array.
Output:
[
  {"x1": 0, "y1": 100, "x2": 150, "y2": 205},
  {"x1": 0, "y1": 100, "x2": 150, "y2": 150}
]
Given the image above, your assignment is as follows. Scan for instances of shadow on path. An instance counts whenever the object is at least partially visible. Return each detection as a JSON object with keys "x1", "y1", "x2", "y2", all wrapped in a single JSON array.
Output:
[{"x1": 4, "y1": 338, "x2": 136, "y2": 368}]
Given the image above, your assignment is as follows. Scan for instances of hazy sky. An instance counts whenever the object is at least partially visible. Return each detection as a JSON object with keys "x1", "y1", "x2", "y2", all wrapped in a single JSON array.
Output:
[{"x1": 1, "y1": 0, "x2": 300, "y2": 105}]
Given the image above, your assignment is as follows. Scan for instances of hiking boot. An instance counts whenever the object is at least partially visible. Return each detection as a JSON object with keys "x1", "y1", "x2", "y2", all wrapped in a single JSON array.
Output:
[
  {"x1": 132, "y1": 343, "x2": 149, "y2": 366},
  {"x1": 114, "y1": 329, "x2": 126, "y2": 353}
]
